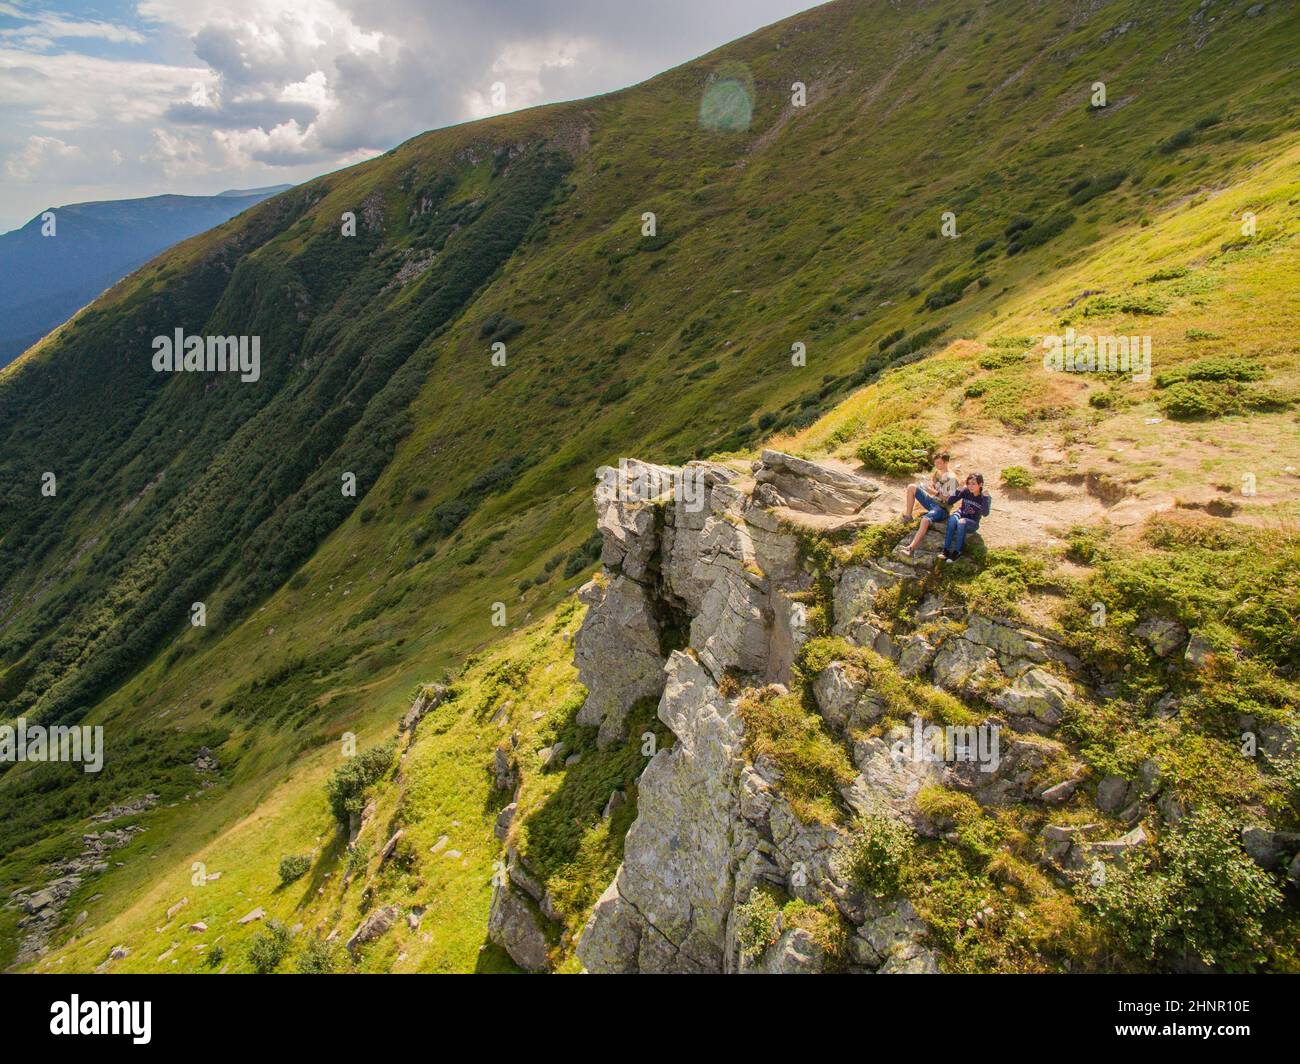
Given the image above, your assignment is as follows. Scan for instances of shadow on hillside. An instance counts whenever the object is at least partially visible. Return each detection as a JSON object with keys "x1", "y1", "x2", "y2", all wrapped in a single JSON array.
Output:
[
  {"x1": 504, "y1": 697, "x2": 665, "y2": 904},
  {"x1": 475, "y1": 936, "x2": 521, "y2": 973},
  {"x1": 291, "y1": 827, "x2": 348, "y2": 911}
]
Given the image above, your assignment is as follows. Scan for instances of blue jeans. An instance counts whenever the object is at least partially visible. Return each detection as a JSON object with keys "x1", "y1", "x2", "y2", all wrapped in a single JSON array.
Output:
[
  {"x1": 944, "y1": 514, "x2": 970, "y2": 556},
  {"x1": 913, "y1": 486, "x2": 947, "y2": 524}
]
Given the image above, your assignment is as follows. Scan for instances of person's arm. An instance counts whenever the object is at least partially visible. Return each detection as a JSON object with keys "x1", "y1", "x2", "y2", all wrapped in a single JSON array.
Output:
[
  {"x1": 945, "y1": 489, "x2": 965, "y2": 507},
  {"x1": 977, "y1": 494, "x2": 991, "y2": 518}
]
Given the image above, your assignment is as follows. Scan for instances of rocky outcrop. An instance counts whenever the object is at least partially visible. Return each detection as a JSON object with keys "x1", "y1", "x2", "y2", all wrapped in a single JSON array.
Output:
[
  {"x1": 574, "y1": 575, "x2": 666, "y2": 748},
  {"x1": 573, "y1": 454, "x2": 949, "y2": 974},
  {"x1": 487, "y1": 884, "x2": 550, "y2": 972},
  {"x1": 346, "y1": 905, "x2": 400, "y2": 954},
  {"x1": 563, "y1": 455, "x2": 1126, "y2": 975},
  {"x1": 7, "y1": 801, "x2": 151, "y2": 967},
  {"x1": 399, "y1": 683, "x2": 449, "y2": 734},
  {"x1": 752, "y1": 450, "x2": 879, "y2": 515}
]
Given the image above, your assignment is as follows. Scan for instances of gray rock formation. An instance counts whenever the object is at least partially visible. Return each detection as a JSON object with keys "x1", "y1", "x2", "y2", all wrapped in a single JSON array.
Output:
[
  {"x1": 487, "y1": 884, "x2": 550, "y2": 972},
  {"x1": 346, "y1": 905, "x2": 400, "y2": 954},
  {"x1": 752, "y1": 450, "x2": 879, "y2": 515},
  {"x1": 567, "y1": 451, "x2": 1115, "y2": 976}
]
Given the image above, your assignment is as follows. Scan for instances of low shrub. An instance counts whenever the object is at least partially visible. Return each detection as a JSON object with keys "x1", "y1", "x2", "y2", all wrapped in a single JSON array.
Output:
[
  {"x1": 278, "y1": 853, "x2": 312, "y2": 885},
  {"x1": 1081, "y1": 808, "x2": 1283, "y2": 971},
  {"x1": 248, "y1": 920, "x2": 292, "y2": 974},
  {"x1": 856, "y1": 425, "x2": 937, "y2": 477},
  {"x1": 734, "y1": 888, "x2": 782, "y2": 960},
  {"x1": 296, "y1": 937, "x2": 340, "y2": 974},
  {"x1": 834, "y1": 815, "x2": 915, "y2": 898},
  {"x1": 326, "y1": 741, "x2": 397, "y2": 824},
  {"x1": 1000, "y1": 466, "x2": 1034, "y2": 490}
]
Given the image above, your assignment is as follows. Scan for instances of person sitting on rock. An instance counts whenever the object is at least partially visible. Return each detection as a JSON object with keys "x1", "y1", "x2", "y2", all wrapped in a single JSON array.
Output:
[
  {"x1": 900, "y1": 451, "x2": 958, "y2": 556},
  {"x1": 942, "y1": 473, "x2": 991, "y2": 562}
]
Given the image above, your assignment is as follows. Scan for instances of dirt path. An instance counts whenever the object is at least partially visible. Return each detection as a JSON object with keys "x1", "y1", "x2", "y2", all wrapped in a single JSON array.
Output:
[{"x1": 777, "y1": 421, "x2": 1300, "y2": 550}]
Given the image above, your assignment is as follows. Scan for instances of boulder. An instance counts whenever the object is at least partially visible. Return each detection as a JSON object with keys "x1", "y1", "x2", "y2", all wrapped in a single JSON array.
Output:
[
  {"x1": 487, "y1": 883, "x2": 551, "y2": 972},
  {"x1": 602, "y1": 790, "x2": 627, "y2": 819},
  {"x1": 492, "y1": 743, "x2": 518, "y2": 792},
  {"x1": 1134, "y1": 617, "x2": 1187, "y2": 658},
  {"x1": 494, "y1": 803, "x2": 517, "y2": 841},
  {"x1": 812, "y1": 662, "x2": 887, "y2": 734},
  {"x1": 1086, "y1": 825, "x2": 1149, "y2": 866},
  {"x1": 1095, "y1": 775, "x2": 1135, "y2": 814},
  {"x1": 842, "y1": 725, "x2": 944, "y2": 833},
  {"x1": 930, "y1": 637, "x2": 999, "y2": 695},
  {"x1": 991, "y1": 667, "x2": 1071, "y2": 731},
  {"x1": 346, "y1": 905, "x2": 400, "y2": 954},
  {"x1": 573, "y1": 576, "x2": 667, "y2": 748},
  {"x1": 753, "y1": 450, "x2": 878, "y2": 515},
  {"x1": 237, "y1": 907, "x2": 265, "y2": 925},
  {"x1": 1241, "y1": 826, "x2": 1300, "y2": 871},
  {"x1": 399, "y1": 684, "x2": 448, "y2": 733},
  {"x1": 853, "y1": 898, "x2": 928, "y2": 968},
  {"x1": 1183, "y1": 631, "x2": 1216, "y2": 668},
  {"x1": 897, "y1": 634, "x2": 937, "y2": 678},
  {"x1": 753, "y1": 927, "x2": 825, "y2": 974}
]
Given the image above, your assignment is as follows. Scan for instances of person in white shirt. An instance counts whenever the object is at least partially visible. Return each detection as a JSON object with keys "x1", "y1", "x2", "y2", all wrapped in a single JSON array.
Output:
[{"x1": 901, "y1": 451, "x2": 958, "y2": 556}]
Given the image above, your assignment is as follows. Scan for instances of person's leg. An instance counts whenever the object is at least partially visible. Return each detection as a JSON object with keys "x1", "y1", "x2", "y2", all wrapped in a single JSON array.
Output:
[
  {"x1": 908, "y1": 485, "x2": 936, "y2": 520},
  {"x1": 907, "y1": 515, "x2": 932, "y2": 552},
  {"x1": 943, "y1": 513, "x2": 960, "y2": 556},
  {"x1": 952, "y1": 518, "x2": 968, "y2": 556}
]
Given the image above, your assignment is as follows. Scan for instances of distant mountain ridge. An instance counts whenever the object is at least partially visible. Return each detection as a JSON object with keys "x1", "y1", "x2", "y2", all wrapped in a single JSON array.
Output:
[{"x1": 0, "y1": 185, "x2": 293, "y2": 367}]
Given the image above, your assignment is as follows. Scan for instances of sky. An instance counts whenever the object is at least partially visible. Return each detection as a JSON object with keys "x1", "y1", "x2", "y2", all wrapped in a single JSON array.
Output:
[{"x1": 0, "y1": 0, "x2": 824, "y2": 232}]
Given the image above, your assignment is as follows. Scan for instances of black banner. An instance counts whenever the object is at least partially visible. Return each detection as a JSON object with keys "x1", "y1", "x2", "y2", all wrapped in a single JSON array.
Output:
[{"x1": 2, "y1": 973, "x2": 1291, "y2": 1049}]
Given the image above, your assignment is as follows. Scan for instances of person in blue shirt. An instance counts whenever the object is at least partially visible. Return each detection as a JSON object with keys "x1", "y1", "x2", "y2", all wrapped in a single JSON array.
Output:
[{"x1": 942, "y1": 473, "x2": 991, "y2": 561}]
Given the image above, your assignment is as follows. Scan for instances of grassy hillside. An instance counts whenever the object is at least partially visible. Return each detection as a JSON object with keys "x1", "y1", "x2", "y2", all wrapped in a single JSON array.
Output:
[{"x1": 1, "y1": 0, "x2": 1297, "y2": 971}]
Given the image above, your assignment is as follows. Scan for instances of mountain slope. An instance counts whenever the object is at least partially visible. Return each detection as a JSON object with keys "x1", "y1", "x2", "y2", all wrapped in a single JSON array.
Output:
[
  {"x1": 1, "y1": 0, "x2": 1297, "y2": 972},
  {"x1": 0, "y1": 186, "x2": 293, "y2": 367}
]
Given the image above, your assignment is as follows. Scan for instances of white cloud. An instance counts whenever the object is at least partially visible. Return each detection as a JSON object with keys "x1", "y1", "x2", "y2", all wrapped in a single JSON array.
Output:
[
  {"x1": 0, "y1": 0, "x2": 822, "y2": 230},
  {"x1": 4, "y1": 133, "x2": 82, "y2": 180},
  {"x1": 0, "y1": 8, "x2": 147, "y2": 50}
]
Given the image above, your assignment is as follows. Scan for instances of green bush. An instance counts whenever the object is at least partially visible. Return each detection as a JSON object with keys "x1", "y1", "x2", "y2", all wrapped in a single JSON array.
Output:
[
  {"x1": 922, "y1": 273, "x2": 982, "y2": 311},
  {"x1": 1000, "y1": 466, "x2": 1034, "y2": 490},
  {"x1": 248, "y1": 920, "x2": 293, "y2": 974},
  {"x1": 877, "y1": 328, "x2": 905, "y2": 352},
  {"x1": 856, "y1": 425, "x2": 937, "y2": 477},
  {"x1": 296, "y1": 937, "x2": 340, "y2": 974},
  {"x1": 325, "y1": 741, "x2": 396, "y2": 824},
  {"x1": 562, "y1": 530, "x2": 603, "y2": 578},
  {"x1": 1007, "y1": 209, "x2": 1074, "y2": 255},
  {"x1": 1069, "y1": 169, "x2": 1127, "y2": 206},
  {"x1": 1154, "y1": 357, "x2": 1265, "y2": 387},
  {"x1": 834, "y1": 815, "x2": 915, "y2": 898},
  {"x1": 278, "y1": 853, "x2": 312, "y2": 885},
  {"x1": 1155, "y1": 378, "x2": 1286, "y2": 420},
  {"x1": 1083, "y1": 292, "x2": 1169, "y2": 317},
  {"x1": 734, "y1": 888, "x2": 782, "y2": 960},
  {"x1": 1081, "y1": 808, "x2": 1283, "y2": 971}
]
